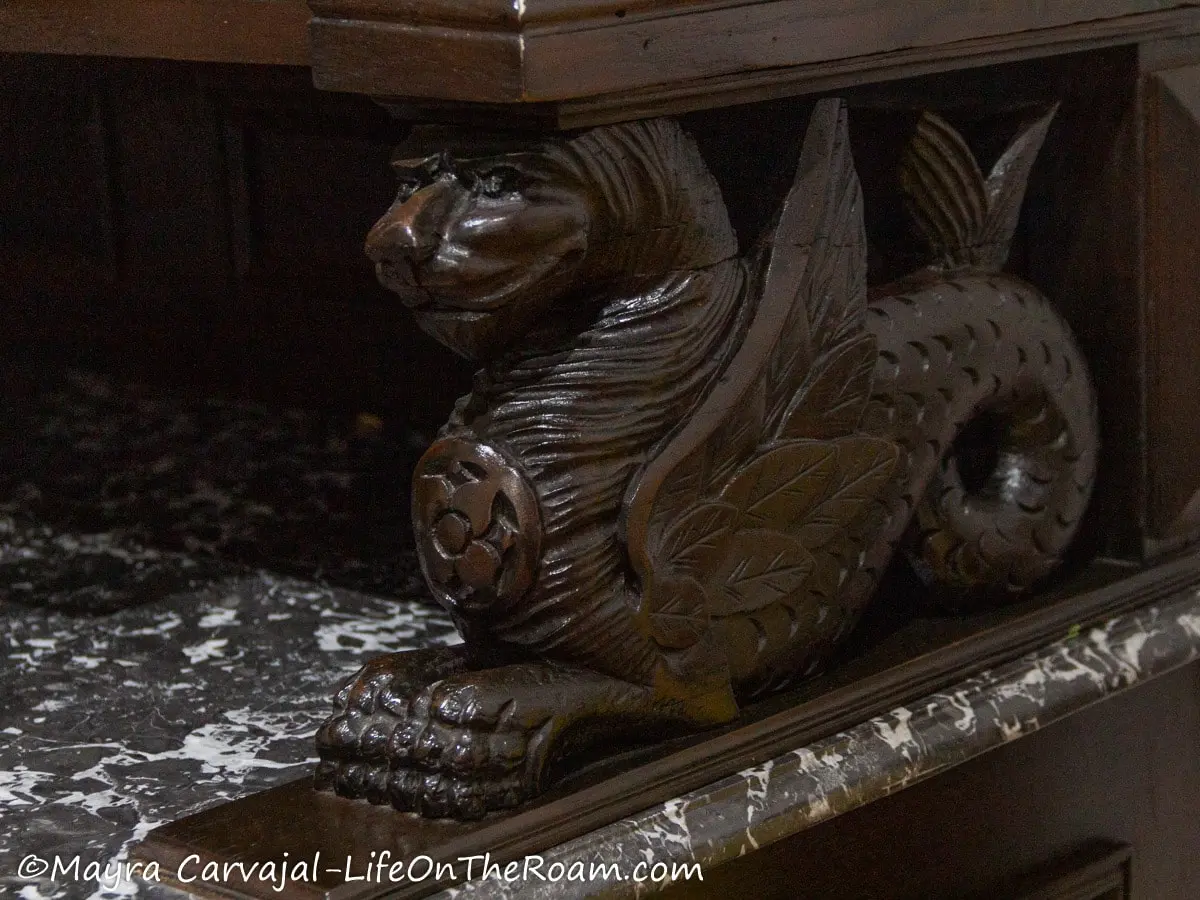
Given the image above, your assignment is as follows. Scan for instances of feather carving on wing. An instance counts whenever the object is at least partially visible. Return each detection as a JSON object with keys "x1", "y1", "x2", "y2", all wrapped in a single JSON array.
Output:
[{"x1": 622, "y1": 99, "x2": 900, "y2": 651}]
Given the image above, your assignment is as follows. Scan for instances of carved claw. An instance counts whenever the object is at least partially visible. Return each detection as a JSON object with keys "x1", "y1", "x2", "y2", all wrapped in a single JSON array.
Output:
[
  {"x1": 316, "y1": 660, "x2": 669, "y2": 820},
  {"x1": 315, "y1": 646, "x2": 469, "y2": 796},
  {"x1": 325, "y1": 645, "x2": 470, "y2": 718}
]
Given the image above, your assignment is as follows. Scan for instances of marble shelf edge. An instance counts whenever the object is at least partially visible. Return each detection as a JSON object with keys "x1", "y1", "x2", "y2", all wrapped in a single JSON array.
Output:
[
  {"x1": 131, "y1": 554, "x2": 1200, "y2": 900},
  {"x1": 435, "y1": 583, "x2": 1200, "y2": 899}
]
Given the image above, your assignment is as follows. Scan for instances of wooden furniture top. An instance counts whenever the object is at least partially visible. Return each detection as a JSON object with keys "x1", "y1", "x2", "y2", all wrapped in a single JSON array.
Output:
[
  {"x1": 4, "y1": 0, "x2": 1200, "y2": 119},
  {"x1": 307, "y1": 0, "x2": 1200, "y2": 102},
  {"x1": 0, "y1": 1, "x2": 312, "y2": 67}
]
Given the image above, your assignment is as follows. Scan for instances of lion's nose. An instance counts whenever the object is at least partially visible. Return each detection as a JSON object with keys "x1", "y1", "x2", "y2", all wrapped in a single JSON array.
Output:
[
  {"x1": 366, "y1": 216, "x2": 437, "y2": 265},
  {"x1": 365, "y1": 182, "x2": 452, "y2": 265}
]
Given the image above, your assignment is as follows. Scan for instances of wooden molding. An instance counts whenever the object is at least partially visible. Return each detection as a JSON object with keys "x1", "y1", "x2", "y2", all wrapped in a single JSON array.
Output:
[
  {"x1": 310, "y1": 0, "x2": 1200, "y2": 110},
  {"x1": 0, "y1": 0, "x2": 311, "y2": 66},
  {"x1": 7, "y1": 0, "x2": 1200, "y2": 119},
  {"x1": 1002, "y1": 842, "x2": 1132, "y2": 900}
]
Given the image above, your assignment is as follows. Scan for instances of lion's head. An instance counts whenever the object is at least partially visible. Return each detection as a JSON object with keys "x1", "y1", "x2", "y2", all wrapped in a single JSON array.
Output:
[{"x1": 365, "y1": 120, "x2": 737, "y2": 360}]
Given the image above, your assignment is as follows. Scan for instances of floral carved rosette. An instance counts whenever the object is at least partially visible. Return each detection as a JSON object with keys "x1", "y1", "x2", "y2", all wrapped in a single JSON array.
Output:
[{"x1": 412, "y1": 437, "x2": 542, "y2": 619}]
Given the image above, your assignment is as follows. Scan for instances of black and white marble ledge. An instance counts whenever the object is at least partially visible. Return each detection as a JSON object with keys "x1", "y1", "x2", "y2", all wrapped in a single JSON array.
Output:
[
  {"x1": 5, "y1": 571, "x2": 1200, "y2": 900},
  {"x1": 0, "y1": 568, "x2": 461, "y2": 900},
  {"x1": 438, "y1": 586, "x2": 1200, "y2": 900}
]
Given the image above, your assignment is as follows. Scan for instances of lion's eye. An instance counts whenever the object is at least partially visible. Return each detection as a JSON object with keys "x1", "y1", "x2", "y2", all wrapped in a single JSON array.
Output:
[
  {"x1": 474, "y1": 166, "x2": 525, "y2": 198},
  {"x1": 395, "y1": 178, "x2": 422, "y2": 201}
]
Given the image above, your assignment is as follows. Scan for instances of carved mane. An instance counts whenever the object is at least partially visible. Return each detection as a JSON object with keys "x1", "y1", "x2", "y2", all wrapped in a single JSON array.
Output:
[
  {"x1": 545, "y1": 119, "x2": 738, "y2": 277},
  {"x1": 448, "y1": 120, "x2": 747, "y2": 678}
]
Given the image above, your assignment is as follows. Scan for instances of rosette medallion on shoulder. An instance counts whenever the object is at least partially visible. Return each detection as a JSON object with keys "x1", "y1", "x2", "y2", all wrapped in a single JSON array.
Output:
[{"x1": 412, "y1": 437, "x2": 542, "y2": 620}]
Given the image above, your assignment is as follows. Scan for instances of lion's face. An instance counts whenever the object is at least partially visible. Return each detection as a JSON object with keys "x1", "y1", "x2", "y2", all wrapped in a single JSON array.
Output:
[{"x1": 366, "y1": 148, "x2": 592, "y2": 360}]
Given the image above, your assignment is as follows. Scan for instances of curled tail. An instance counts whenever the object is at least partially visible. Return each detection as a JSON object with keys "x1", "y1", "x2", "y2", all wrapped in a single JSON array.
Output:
[
  {"x1": 867, "y1": 107, "x2": 1099, "y2": 596},
  {"x1": 867, "y1": 277, "x2": 1097, "y2": 593},
  {"x1": 899, "y1": 106, "x2": 1057, "y2": 273}
]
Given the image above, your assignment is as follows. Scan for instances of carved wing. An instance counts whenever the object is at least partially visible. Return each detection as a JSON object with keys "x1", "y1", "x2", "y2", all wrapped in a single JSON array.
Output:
[{"x1": 622, "y1": 99, "x2": 899, "y2": 649}]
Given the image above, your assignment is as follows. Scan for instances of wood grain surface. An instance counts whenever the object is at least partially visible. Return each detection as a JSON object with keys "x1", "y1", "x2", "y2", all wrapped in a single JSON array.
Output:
[
  {"x1": 311, "y1": 0, "x2": 1200, "y2": 103},
  {"x1": 0, "y1": 0, "x2": 310, "y2": 65}
]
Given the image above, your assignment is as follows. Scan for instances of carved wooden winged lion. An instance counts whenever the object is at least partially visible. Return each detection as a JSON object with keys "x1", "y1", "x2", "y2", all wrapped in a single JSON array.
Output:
[{"x1": 315, "y1": 99, "x2": 1098, "y2": 819}]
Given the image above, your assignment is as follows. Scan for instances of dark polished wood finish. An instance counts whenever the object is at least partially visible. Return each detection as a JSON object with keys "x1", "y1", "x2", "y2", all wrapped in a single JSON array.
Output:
[
  {"x1": 309, "y1": 96, "x2": 1100, "y2": 818},
  {"x1": 1145, "y1": 60, "x2": 1200, "y2": 544},
  {"x1": 0, "y1": 0, "x2": 310, "y2": 65},
  {"x1": 0, "y1": 55, "x2": 472, "y2": 422},
  {"x1": 1029, "y1": 38, "x2": 1200, "y2": 556},
  {"x1": 305, "y1": 1, "x2": 1200, "y2": 107}
]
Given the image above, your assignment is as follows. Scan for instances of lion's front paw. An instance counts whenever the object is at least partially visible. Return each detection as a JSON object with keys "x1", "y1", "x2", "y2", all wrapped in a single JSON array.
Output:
[
  {"x1": 316, "y1": 661, "x2": 657, "y2": 819},
  {"x1": 318, "y1": 665, "x2": 564, "y2": 819},
  {"x1": 315, "y1": 646, "x2": 468, "y2": 780}
]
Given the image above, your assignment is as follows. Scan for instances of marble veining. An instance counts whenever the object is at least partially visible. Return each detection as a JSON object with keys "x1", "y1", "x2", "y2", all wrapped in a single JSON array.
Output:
[
  {"x1": 0, "y1": 369, "x2": 433, "y2": 610},
  {"x1": 2, "y1": 571, "x2": 459, "y2": 900},
  {"x1": 438, "y1": 589, "x2": 1200, "y2": 899},
  {"x1": 1, "y1": 370, "x2": 456, "y2": 899}
]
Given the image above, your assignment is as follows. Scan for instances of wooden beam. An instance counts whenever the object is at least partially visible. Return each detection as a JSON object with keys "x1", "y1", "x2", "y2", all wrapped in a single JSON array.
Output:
[
  {"x1": 0, "y1": 0, "x2": 311, "y2": 66},
  {"x1": 310, "y1": 0, "x2": 1200, "y2": 103}
]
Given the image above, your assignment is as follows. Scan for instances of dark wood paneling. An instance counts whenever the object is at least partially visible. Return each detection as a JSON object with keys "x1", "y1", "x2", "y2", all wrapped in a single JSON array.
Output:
[
  {"x1": 667, "y1": 662, "x2": 1200, "y2": 900},
  {"x1": 0, "y1": 55, "x2": 473, "y2": 425},
  {"x1": 1019, "y1": 48, "x2": 1146, "y2": 560},
  {"x1": 208, "y1": 77, "x2": 472, "y2": 418},
  {"x1": 1013, "y1": 39, "x2": 1200, "y2": 558},
  {"x1": 0, "y1": 55, "x2": 117, "y2": 327},
  {"x1": 1145, "y1": 63, "x2": 1200, "y2": 544},
  {"x1": 104, "y1": 60, "x2": 232, "y2": 378}
]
